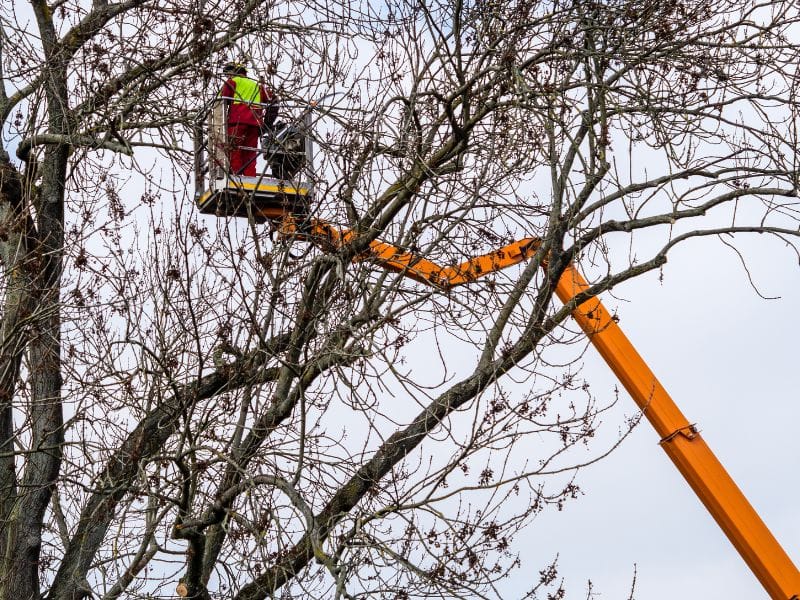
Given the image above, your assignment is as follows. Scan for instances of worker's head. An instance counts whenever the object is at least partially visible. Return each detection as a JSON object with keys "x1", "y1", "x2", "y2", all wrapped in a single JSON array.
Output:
[{"x1": 223, "y1": 62, "x2": 247, "y2": 77}]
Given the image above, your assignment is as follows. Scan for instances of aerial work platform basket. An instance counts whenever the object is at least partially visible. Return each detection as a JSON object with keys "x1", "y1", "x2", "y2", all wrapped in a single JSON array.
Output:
[{"x1": 193, "y1": 99, "x2": 315, "y2": 222}]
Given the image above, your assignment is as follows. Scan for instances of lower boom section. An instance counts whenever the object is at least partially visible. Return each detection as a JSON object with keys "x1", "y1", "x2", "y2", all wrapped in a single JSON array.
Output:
[{"x1": 554, "y1": 263, "x2": 800, "y2": 600}]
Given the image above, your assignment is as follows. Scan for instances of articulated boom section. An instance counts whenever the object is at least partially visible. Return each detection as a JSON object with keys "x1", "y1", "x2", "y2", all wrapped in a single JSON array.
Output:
[
  {"x1": 278, "y1": 214, "x2": 800, "y2": 599},
  {"x1": 279, "y1": 218, "x2": 540, "y2": 287}
]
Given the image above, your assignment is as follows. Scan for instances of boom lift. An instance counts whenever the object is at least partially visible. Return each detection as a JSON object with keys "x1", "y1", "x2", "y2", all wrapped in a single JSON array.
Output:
[{"x1": 193, "y1": 102, "x2": 800, "y2": 599}]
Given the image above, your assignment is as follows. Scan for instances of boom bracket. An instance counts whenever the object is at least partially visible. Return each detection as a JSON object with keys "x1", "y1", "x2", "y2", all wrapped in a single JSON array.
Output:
[{"x1": 659, "y1": 423, "x2": 699, "y2": 444}]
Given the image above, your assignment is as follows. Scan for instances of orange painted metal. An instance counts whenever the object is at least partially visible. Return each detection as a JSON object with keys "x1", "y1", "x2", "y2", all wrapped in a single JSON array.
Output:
[
  {"x1": 280, "y1": 215, "x2": 799, "y2": 598},
  {"x1": 279, "y1": 218, "x2": 539, "y2": 287},
  {"x1": 554, "y1": 263, "x2": 800, "y2": 600}
]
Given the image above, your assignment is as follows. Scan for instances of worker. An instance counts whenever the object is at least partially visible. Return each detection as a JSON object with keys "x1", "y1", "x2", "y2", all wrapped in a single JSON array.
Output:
[{"x1": 218, "y1": 62, "x2": 278, "y2": 177}]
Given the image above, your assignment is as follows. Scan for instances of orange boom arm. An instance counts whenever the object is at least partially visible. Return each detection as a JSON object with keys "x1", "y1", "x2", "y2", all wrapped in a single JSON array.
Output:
[
  {"x1": 555, "y1": 264, "x2": 800, "y2": 600},
  {"x1": 282, "y1": 216, "x2": 800, "y2": 599}
]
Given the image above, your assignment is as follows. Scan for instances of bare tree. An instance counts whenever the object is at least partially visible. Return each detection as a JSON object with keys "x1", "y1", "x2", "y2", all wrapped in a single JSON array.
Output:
[{"x1": 1, "y1": 0, "x2": 799, "y2": 598}]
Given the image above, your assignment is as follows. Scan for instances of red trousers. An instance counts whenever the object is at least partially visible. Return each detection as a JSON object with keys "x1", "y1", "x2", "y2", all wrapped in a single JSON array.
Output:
[{"x1": 227, "y1": 122, "x2": 260, "y2": 176}]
